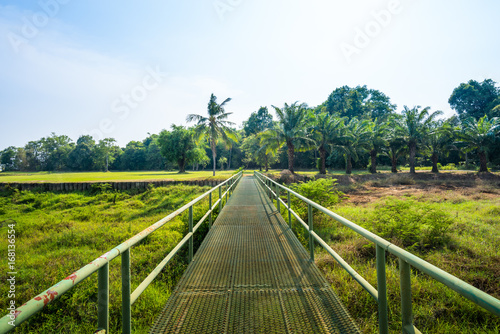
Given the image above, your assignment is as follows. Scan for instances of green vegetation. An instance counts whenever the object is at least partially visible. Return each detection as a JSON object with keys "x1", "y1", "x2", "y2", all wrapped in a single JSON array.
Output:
[
  {"x1": 278, "y1": 176, "x2": 500, "y2": 333},
  {"x1": 0, "y1": 184, "x2": 222, "y2": 333},
  {"x1": 0, "y1": 170, "x2": 234, "y2": 183}
]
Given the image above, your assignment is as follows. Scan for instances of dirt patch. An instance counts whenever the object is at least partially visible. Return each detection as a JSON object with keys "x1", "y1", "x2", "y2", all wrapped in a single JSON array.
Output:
[{"x1": 339, "y1": 172, "x2": 500, "y2": 205}]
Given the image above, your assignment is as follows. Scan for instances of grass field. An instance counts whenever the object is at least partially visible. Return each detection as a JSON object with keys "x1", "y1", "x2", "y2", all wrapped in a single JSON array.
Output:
[
  {"x1": 0, "y1": 170, "x2": 235, "y2": 183},
  {"x1": 0, "y1": 167, "x2": 486, "y2": 183},
  {"x1": 0, "y1": 184, "x2": 223, "y2": 333}
]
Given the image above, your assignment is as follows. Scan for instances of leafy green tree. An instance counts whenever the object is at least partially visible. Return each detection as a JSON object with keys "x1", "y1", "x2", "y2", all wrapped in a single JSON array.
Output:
[
  {"x1": 458, "y1": 116, "x2": 500, "y2": 172},
  {"x1": 68, "y1": 135, "x2": 96, "y2": 171},
  {"x1": 243, "y1": 107, "x2": 274, "y2": 136},
  {"x1": 398, "y1": 106, "x2": 443, "y2": 174},
  {"x1": 449, "y1": 79, "x2": 500, "y2": 119},
  {"x1": 310, "y1": 113, "x2": 344, "y2": 174},
  {"x1": 366, "y1": 120, "x2": 388, "y2": 174},
  {"x1": 262, "y1": 102, "x2": 313, "y2": 173},
  {"x1": 0, "y1": 147, "x2": 17, "y2": 171},
  {"x1": 158, "y1": 125, "x2": 198, "y2": 173},
  {"x1": 325, "y1": 86, "x2": 396, "y2": 120},
  {"x1": 120, "y1": 141, "x2": 147, "y2": 171},
  {"x1": 218, "y1": 157, "x2": 228, "y2": 170},
  {"x1": 427, "y1": 120, "x2": 456, "y2": 173},
  {"x1": 94, "y1": 138, "x2": 118, "y2": 172},
  {"x1": 187, "y1": 93, "x2": 238, "y2": 176},
  {"x1": 24, "y1": 140, "x2": 43, "y2": 171},
  {"x1": 144, "y1": 135, "x2": 165, "y2": 170},
  {"x1": 332, "y1": 117, "x2": 371, "y2": 174},
  {"x1": 39, "y1": 133, "x2": 74, "y2": 171}
]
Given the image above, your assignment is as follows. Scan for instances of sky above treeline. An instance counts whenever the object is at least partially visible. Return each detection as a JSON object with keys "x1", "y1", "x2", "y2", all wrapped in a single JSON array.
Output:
[{"x1": 1, "y1": 0, "x2": 499, "y2": 149}]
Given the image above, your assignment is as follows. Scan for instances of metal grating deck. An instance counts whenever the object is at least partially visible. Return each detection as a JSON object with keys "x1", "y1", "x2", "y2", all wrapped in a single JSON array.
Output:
[{"x1": 149, "y1": 176, "x2": 361, "y2": 333}]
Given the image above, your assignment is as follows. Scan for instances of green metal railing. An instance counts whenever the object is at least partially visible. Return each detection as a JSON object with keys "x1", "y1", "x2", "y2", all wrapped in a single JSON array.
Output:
[
  {"x1": 254, "y1": 171, "x2": 500, "y2": 334},
  {"x1": 0, "y1": 172, "x2": 243, "y2": 334}
]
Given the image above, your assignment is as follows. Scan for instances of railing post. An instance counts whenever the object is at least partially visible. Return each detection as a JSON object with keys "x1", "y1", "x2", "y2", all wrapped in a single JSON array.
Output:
[
  {"x1": 225, "y1": 182, "x2": 228, "y2": 203},
  {"x1": 287, "y1": 190, "x2": 292, "y2": 228},
  {"x1": 376, "y1": 245, "x2": 389, "y2": 334},
  {"x1": 209, "y1": 192, "x2": 212, "y2": 229},
  {"x1": 189, "y1": 205, "x2": 193, "y2": 263},
  {"x1": 400, "y1": 259, "x2": 415, "y2": 334},
  {"x1": 276, "y1": 183, "x2": 280, "y2": 212},
  {"x1": 121, "y1": 249, "x2": 131, "y2": 334},
  {"x1": 308, "y1": 204, "x2": 314, "y2": 261},
  {"x1": 219, "y1": 186, "x2": 222, "y2": 212},
  {"x1": 97, "y1": 262, "x2": 109, "y2": 333}
]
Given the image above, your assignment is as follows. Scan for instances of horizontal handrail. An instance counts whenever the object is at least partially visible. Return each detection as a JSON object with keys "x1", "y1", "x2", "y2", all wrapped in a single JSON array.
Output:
[
  {"x1": 254, "y1": 171, "x2": 500, "y2": 333},
  {"x1": 0, "y1": 172, "x2": 243, "y2": 333}
]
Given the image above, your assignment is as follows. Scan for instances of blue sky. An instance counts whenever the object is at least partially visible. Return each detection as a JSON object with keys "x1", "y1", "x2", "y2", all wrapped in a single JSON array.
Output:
[{"x1": 1, "y1": 0, "x2": 499, "y2": 149}]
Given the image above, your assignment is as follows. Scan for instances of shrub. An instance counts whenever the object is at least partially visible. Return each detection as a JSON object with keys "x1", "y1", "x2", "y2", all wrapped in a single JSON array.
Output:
[
  {"x1": 367, "y1": 197, "x2": 452, "y2": 251},
  {"x1": 290, "y1": 178, "x2": 344, "y2": 208}
]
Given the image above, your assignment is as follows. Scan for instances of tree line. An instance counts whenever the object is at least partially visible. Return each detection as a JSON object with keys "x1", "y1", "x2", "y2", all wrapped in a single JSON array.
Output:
[{"x1": 1, "y1": 79, "x2": 499, "y2": 174}]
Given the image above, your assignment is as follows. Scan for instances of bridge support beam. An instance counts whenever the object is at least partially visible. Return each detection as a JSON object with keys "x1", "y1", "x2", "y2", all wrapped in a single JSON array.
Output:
[
  {"x1": 376, "y1": 245, "x2": 389, "y2": 334},
  {"x1": 97, "y1": 262, "x2": 109, "y2": 333},
  {"x1": 189, "y1": 206, "x2": 193, "y2": 263},
  {"x1": 308, "y1": 204, "x2": 314, "y2": 261},
  {"x1": 122, "y1": 249, "x2": 131, "y2": 334}
]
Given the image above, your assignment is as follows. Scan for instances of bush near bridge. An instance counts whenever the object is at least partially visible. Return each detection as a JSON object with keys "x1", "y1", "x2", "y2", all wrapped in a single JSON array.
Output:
[{"x1": 0, "y1": 184, "x2": 219, "y2": 333}]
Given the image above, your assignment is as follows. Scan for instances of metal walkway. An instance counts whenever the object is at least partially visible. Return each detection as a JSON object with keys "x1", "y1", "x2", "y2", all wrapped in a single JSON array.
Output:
[{"x1": 149, "y1": 176, "x2": 361, "y2": 333}]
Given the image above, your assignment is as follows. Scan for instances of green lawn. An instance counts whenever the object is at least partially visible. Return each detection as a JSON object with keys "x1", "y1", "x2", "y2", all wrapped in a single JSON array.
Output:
[{"x1": 0, "y1": 170, "x2": 235, "y2": 183}]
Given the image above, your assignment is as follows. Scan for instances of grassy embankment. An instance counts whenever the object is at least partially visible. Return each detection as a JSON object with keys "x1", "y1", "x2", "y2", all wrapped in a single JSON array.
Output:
[
  {"x1": 0, "y1": 170, "x2": 234, "y2": 183},
  {"x1": 271, "y1": 172, "x2": 500, "y2": 333},
  {"x1": 0, "y1": 183, "x2": 223, "y2": 333}
]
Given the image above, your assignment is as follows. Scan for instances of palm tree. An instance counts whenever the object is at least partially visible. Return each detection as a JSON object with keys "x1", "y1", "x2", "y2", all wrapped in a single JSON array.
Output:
[
  {"x1": 427, "y1": 120, "x2": 455, "y2": 173},
  {"x1": 262, "y1": 102, "x2": 313, "y2": 173},
  {"x1": 398, "y1": 106, "x2": 443, "y2": 174},
  {"x1": 458, "y1": 116, "x2": 500, "y2": 172},
  {"x1": 366, "y1": 120, "x2": 388, "y2": 174},
  {"x1": 310, "y1": 113, "x2": 344, "y2": 174},
  {"x1": 333, "y1": 117, "x2": 371, "y2": 174},
  {"x1": 186, "y1": 94, "x2": 237, "y2": 176}
]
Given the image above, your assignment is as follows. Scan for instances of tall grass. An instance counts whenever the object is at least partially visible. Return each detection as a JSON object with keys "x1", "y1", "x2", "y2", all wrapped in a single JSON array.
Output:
[{"x1": 0, "y1": 184, "x2": 220, "y2": 333}]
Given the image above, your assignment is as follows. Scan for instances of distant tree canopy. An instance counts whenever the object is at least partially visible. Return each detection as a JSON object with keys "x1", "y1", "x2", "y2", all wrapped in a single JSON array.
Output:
[
  {"x1": 2, "y1": 81, "x2": 500, "y2": 174},
  {"x1": 324, "y1": 85, "x2": 396, "y2": 120},
  {"x1": 243, "y1": 106, "x2": 274, "y2": 136},
  {"x1": 158, "y1": 125, "x2": 208, "y2": 173},
  {"x1": 449, "y1": 79, "x2": 500, "y2": 120}
]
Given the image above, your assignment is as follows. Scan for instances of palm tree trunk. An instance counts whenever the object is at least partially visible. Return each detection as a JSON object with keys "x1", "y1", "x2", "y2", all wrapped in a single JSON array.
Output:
[
  {"x1": 228, "y1": 147, "x2": 232, "y2": 170},
  {"x1": 478, "y1": 151, "x2": 488, "y2": 172},
  {"x1": 265, "y1": 155, "x2": 269, "y2": 172},
  {"x1": 211, "y1": 142, "x2": 216, "y2": 177},
  {"x1": 346, "y1": 153, "x2": 352, "y2": 175},
  {"x1": 409, "y1": 143, "x2": 416, "y2": 174},
  {"x1": 287, "y1": 142, "x2": 295, "y2": 174},
  {"x1": 431, "y1": 153, "x2": 439, "y2": 173},
  {"x1": 319, "y1": 147, "x2": 326, "y2": 174},
  {"x1": 369, "y1": 149, "x2": 377, "y2": 174},
  {"x1": 391, "y1": 155, "x2": 398, "y2": 173}
]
